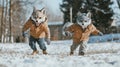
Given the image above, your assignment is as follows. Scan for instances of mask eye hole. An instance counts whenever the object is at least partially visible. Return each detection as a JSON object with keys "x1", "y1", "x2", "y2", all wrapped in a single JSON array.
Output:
[
  {"x1": 84, "y1": 20, "x2": 87, "y2": 22},
  {"x1": 39, "y1": 17, "x2": 41, "y2": 19}
]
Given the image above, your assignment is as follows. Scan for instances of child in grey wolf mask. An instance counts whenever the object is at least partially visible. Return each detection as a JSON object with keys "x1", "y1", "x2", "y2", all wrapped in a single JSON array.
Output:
[
  {"x1": 22, "y1": 7, "x2": 50, "y2": 55},
  {"x1": 63, "y1": 12, "x2": 103, "y2": 55}
]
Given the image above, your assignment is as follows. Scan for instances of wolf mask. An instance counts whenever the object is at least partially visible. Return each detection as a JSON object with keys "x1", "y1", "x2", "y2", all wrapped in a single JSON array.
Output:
[
  {"x1": 31, "y1": 7, "x2": 46, "y2": 26},
  {"x1": 77, "y1": 12, "x2": 92, "y2": 29}
]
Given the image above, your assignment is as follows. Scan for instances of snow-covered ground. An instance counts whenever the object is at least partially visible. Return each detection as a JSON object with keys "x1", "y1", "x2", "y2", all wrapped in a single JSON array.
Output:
[
  {"x1": 89, "y1": 33, "x2": 120, "y2": 43},
  {"x1": 0, "y1": 40, "x2": 120, "y2": 67}
]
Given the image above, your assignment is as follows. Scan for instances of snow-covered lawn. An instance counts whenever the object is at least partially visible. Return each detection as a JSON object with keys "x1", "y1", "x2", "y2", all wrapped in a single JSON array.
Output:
[
  {"x1": 89, "y1": 33, "x2": 120, "y2": 43},
  {"x1": 0, "y1": 40, "x2": 120, "y2": 67}
]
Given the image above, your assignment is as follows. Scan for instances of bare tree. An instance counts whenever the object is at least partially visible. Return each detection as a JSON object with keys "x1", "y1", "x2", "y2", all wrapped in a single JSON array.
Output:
[
  {"x1": 0, "y1": 0, "x2": 5, "y2": 42},
  {"x1": 0, "y1": 0, "x2": 45, "y2": 43},
  {"x1": 0, "y1": 0, "x2": 2, "y2": 42},
  {"x1": 3, "y1": 0, "x2": 9, "y2": 43},
  {"x1": 9, "y1": 0, "x2": 12, "y2": 43}
]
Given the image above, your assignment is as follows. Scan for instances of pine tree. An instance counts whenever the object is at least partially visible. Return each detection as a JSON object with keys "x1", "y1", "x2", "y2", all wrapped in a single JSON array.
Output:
[
  {"x1": 60, "y1": 0, "x2": 71, "y2": 23},
  {"x1": 90, "y1": 0, "x2": 114, "y2": 33}
]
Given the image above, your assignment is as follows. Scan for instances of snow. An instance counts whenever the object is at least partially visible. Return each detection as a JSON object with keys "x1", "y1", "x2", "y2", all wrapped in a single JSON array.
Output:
[
  {"x1": 89, "y1": 33, "x2": 120, "y2": 43},
  {"x1": 0, "y1": 38, "x2": 120, "y2": 67},
  {"x1": 48, "y1": 22, "x2": 63, "y2": 25}
]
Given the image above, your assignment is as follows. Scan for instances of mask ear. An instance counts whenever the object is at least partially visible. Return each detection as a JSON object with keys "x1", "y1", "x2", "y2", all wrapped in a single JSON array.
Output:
[
  {"x1": 86, "y1": 11, "x2": 91, "y2": 18},
  {"x1": 33, "y1": 7, "x2": 37, "y2": 12},
  {"x1": 40, "y1": 7, "x2": 46, "y2": 14}
]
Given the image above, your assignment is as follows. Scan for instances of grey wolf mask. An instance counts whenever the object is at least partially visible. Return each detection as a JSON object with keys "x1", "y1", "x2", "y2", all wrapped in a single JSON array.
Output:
[
  {"x1": 77, "y1": 12, "x2": 92, "y2": 29},
  {"x1": 31, "y1": 7, "x2": 46, "y2": 26}
]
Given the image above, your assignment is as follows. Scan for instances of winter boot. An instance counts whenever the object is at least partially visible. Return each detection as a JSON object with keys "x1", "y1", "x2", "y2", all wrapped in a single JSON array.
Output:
[
  {"x1": 31, "y1": 50, "x2": 39, "y2": 55},
  {"x1": 79, "y1": 52, "x2": 85, "y2": 56},
  {"x1": 42, "y1": 50, "x2": 48, "y2": 55},
  {"x1": 70, "y1": 52, "x2": 74, "y2": 55}
]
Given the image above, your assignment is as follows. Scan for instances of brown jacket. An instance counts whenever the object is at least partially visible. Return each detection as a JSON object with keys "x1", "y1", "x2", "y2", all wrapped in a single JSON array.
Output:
[
  {"x1": 66, "y1": 24, "x2": 100, "y2": 44},
  {"x1": 22, "y1": 18, "x2": 50, "y2": 39}
]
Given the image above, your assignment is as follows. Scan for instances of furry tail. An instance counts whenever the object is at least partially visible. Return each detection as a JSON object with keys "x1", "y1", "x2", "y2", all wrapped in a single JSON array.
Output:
[{"x1": 62, "y1": 22, "x2": 73, "y2": 36}]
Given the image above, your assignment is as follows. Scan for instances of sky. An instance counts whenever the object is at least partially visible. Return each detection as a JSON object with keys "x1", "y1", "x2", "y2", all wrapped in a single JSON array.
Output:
[
  {"x1": 29, "y1": 0, "x2": 62, "y2": 14},
  {"x1": 43, "y1": 0, "x2": 62, "y2": 14}
]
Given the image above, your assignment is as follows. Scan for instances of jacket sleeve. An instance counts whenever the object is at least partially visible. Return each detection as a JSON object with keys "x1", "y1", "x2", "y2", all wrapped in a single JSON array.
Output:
[
  {"x1": 22, "y1": 19, "x2": 32, "y2": 32},
  {"x1": 91, "y1": 24, "x2": 100, "y2": 35},
  {"x1": 44, "y1": 23, "x2": 51, "y2": 39}
]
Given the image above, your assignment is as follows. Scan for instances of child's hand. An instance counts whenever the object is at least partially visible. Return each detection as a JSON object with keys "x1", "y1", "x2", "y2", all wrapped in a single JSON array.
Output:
[
  {"x1": 46, "y1": 38, "x2": 51, "y2": 45},
  {"x1": 22, "y1": 32, "x2": 27, "y2": 38},
  {"x1": 98, "y1": 32, "x2": 103, "y2": 36},
  {"x1": 64, "y1": 31, "x2": 72, "y2": 37}
]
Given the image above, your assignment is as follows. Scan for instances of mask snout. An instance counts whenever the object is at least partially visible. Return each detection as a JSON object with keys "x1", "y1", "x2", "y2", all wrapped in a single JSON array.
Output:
[{"x1": 82, "y1": 23, "x2": 84, "y2": 25}]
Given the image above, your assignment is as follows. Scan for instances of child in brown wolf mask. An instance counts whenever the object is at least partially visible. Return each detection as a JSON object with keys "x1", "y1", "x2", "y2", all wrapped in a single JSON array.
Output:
[{"x1": 22, "y1": 7, "x2": 50, "y2": 55}]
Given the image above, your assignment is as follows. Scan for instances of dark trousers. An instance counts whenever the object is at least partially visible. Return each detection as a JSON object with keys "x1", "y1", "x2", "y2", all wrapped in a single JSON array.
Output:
[{"x1": 29, "y1": 36, "x2": 46, "y2": 51}]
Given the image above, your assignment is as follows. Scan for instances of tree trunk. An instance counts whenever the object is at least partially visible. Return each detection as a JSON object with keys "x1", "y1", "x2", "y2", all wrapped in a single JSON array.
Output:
[
  {"x1": 70, "y1": 7, "x2": 72, "y2": 23},
  {"x1": 0, "y1": 0, "x2": 2, "y2": 42},
  {"x1": 9, "y1": 0, "x2": 12, "y2": 43},
  {"x1": 1, "y1": 0, "x2": 4, "y2": 43},
  {"x1": 3, "y1": 0, "x2": 9, "y2": 43}
]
